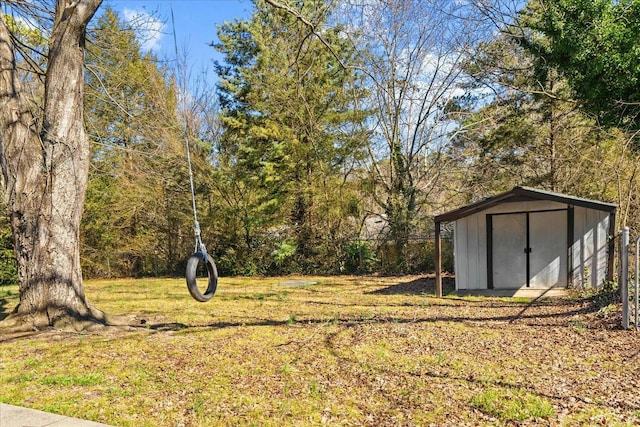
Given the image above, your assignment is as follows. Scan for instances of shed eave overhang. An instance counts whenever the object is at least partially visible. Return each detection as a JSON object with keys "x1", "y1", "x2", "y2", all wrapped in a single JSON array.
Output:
[{"x1": 434, "y1": 186, "x2": 617, "y2": 224}]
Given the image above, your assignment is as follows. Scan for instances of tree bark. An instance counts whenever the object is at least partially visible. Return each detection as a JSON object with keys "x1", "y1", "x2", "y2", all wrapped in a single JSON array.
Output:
[{"x1": 0, "y1": 0, "x2": 105, "y2": 330}]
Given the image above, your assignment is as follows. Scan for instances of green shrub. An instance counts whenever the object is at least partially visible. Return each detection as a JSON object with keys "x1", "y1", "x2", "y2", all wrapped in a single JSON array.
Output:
[
  {"x1": 344, "y1": 240, "x2": 378, "y2": 273},
  {"x1": 270, "y1": 241, "x2": 298, "y2": 274}
]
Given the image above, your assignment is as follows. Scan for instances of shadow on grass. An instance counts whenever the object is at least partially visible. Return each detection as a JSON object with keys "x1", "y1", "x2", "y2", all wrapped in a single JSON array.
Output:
[
  {"x1": 368, "y1": 276, "x2": 456, "y2": 296},
  {"x1": 0, "y1": 300, "x2": 10, "y2": 321},
  {"x1": 147, "y1": 302, "x2": 604, "y2": 334},
  {"x1": 106, "y1": 275, "x2": 611, "y2": 334},
  {"x1": 0, "y1": 289, "x2": 16, "y2": 322},
  {"x1": 0, "y1": 298, "x2": 612, "y2": 341},
  {"x1": 369, "y1": 277, "x2": 588, "y2": 326}
]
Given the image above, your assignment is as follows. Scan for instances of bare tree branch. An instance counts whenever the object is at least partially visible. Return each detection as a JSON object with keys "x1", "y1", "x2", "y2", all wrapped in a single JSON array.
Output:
[{"x1": 263, "y1": 0, "x2": 348, "y2": 70}]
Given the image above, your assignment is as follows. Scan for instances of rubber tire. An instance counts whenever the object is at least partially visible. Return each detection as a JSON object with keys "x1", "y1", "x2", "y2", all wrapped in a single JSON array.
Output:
[{"x1": 186, "y1": 252, "x2": 218, "y2": 302}]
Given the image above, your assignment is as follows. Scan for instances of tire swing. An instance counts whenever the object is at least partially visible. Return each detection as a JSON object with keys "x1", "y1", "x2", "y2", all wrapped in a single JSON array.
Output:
[
  {"x1": 173, "y1": 5, "x2": 217, "y2": 302},
  {"x1": 182, "y1": 148, "x2": 218, "y2": 302},
  {"x1": 185, "y1": 234, "x2": 218, "y2": 302}
]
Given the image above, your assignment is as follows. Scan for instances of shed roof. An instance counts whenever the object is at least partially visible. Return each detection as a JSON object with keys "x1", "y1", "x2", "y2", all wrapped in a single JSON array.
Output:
[{"x1": 435, "y1": 186, "x2": 617, "y2": 223}]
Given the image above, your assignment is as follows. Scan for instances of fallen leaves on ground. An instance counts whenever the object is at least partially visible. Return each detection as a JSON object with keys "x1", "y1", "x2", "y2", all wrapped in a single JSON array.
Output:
[{"x1": 1, "y1": 275, "x2": 639, "y2": 426}]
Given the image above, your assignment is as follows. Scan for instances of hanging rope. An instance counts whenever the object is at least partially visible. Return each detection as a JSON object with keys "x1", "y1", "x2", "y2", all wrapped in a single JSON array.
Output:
[{"x1": 171, "y1": 3, "x2": 217, "y2": 301}]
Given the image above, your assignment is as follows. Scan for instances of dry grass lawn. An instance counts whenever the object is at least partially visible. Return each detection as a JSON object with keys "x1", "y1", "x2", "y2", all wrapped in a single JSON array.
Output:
[{"x1": 1, "y1": 275, "x2": 639, "y2": 426}]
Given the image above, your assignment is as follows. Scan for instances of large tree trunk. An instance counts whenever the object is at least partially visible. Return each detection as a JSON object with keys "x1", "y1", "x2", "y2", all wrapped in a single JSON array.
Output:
[{"x1": 0, "y1": 0, "x2": 105, "y2": 331}]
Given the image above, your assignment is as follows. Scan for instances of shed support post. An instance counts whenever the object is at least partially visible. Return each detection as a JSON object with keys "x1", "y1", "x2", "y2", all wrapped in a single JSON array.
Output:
[{"x1": 435, "y1": 221, "x2": 442, "y2": 298}]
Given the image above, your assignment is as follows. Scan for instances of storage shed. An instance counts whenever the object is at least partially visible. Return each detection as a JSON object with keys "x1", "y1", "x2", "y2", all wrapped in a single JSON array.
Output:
[{"x1": 433, "y1": 187, "x2": 617, "y2": 295}]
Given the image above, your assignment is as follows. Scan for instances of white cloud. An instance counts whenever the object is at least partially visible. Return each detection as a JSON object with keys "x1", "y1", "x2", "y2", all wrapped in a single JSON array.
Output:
[{"x1": 122, "y1": 9, "x2": 165, "y2": 52}]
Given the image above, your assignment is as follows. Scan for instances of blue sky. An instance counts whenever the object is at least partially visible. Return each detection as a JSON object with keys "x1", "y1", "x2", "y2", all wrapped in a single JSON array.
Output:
[{"x1": 104, "y1": 0, "x2": 254, "y2": 77}]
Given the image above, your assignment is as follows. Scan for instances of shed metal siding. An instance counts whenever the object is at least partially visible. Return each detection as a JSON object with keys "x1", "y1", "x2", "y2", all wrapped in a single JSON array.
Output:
[
  {"x1": 454, "y1": 214, "x2": 486, "y2": 290},
  {"x1": 571, "y1": 207, "x2": 610, "y2": 288}
]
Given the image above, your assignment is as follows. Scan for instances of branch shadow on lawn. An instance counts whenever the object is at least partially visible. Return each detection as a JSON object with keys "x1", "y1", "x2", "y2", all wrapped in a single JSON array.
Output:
[
  {"x1": 138, "y1": 277, "x2": 613, "y2": 332},
  {"x1": 368, "y1": 276, "x2": 456, "y2": 296},
  {"x1": 0, "y1": 294, "x2": 14, "y2": 322},
  {"x1": 368, "y1": 277, "x2": 598, "y2": 326},
  {"x1": 144, "y1": 302, "x2": 605, "y2": 333}
]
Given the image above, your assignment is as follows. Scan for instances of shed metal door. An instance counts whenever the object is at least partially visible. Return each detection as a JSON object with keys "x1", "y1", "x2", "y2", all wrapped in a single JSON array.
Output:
[
  {"x1": 529, "y1": 210, "x2": 567, "y2": 288},
  {"x1": 492, "y1": 213, "x2": 527, "y2": 288},
  {"x1": 489, "y1": 210, "x2": 568, "y2": 289}
]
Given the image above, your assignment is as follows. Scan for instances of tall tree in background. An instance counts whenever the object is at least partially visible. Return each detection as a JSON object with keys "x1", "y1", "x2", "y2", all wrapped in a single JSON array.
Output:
[
  {"x1": 517, "y1": 0, "x2": 640, "y2": 133},
  {"x1": 515, "y1": 0, "x2": 640, "y2": 227},
  {"x1": 0, "y1": 0, "x2": 105, "y2": 330},
  {"x1": 450, "y1": 33, "x2": 627, "y2": 200},
  {"x1": 215, "y1": 0, "x2": 370, "y2": 272},
  {"x1": 338, "y1": 0, "x2": 484, "y2": 267},
  {"x1": 453, "y1": 0, "x2": 640, "y2": 229},
  {"x1": 83, "y1": 8, "x2": 197, "y2": 278}
]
